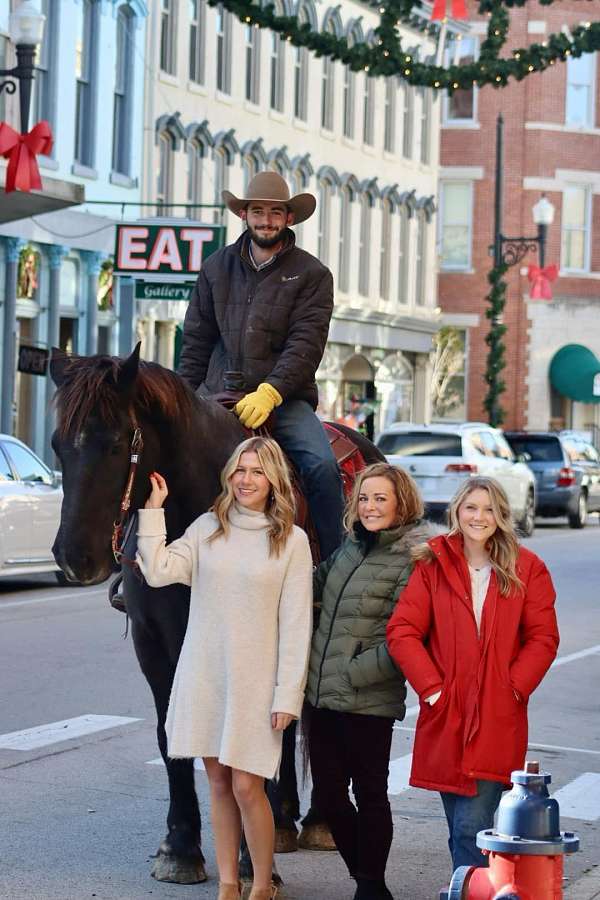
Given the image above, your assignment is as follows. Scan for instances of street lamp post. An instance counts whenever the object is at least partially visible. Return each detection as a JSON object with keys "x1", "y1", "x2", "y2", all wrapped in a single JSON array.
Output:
[
  {"x1": 0, "y1": 1, "x2": 46, "y2": 133},
  {"x1": 484, "y1": 113, "x2": 555, "y2": 427}
]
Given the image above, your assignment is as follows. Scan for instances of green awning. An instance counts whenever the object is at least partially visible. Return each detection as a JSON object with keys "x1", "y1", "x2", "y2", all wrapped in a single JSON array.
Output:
[{"x1": 549, "y1": 344, "x2": 600, "y2": 404}]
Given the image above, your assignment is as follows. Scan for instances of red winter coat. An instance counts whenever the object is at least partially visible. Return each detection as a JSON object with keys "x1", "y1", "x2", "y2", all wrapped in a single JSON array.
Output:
[{"x1": 386, "y1": 533, "x2": 559, "y2": 796}]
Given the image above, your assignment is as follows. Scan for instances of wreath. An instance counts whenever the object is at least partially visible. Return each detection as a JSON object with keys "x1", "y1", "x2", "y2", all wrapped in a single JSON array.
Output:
[{"x1": 207, "y1": 0, "x2": 599, "y2": 91}]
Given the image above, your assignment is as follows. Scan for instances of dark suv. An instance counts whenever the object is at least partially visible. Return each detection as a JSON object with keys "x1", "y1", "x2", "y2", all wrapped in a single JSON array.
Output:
[{"x1": 504, "y1": 431, "x2": 600, "y2": 528}]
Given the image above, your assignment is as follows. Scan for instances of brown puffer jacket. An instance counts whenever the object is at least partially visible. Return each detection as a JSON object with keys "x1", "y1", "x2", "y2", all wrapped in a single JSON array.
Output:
[{"x1": 178, "y1": 229, "x2": 334, "y2": 408}]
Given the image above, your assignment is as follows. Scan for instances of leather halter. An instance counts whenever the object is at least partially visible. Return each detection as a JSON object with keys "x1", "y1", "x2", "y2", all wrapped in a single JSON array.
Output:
[{"x1": 111, "y1": 417, "x2": 144, "y2": 565}]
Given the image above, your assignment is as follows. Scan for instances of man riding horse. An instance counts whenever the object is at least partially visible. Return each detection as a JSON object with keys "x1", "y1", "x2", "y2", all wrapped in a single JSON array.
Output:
[{"x1": 178, "y1": 171, "x2": 344, "y2": 560}]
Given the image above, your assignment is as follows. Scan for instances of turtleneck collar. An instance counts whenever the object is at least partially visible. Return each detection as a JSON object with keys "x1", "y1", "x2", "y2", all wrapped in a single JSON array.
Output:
[
  {"x1": 352, "y1": 519, "x2": 421, "y2": 550},
  {"x1": 228, "y1": 502, "x2": 270, "y2": 530}
]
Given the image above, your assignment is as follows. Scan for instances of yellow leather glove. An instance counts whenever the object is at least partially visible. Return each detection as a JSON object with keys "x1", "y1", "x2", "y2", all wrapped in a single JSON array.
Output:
[{"x1": 234, "y1": 383, "x2": 283, "y2": 429}]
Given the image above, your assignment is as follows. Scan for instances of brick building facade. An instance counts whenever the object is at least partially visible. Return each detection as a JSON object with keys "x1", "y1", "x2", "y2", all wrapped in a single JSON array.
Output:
[{"x1": 438, "y1": 1, "x2": 600, "y2": 437}]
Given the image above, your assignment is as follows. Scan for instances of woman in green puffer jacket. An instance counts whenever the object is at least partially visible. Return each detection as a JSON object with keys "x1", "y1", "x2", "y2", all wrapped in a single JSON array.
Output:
[{"x1": 306, "y1": 462, "x2": 432, "y2": 900}]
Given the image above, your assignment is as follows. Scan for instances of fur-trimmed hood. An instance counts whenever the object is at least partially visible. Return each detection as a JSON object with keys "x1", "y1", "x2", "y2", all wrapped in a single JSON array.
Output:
[{"x1": 389, "y1": 519, "x2": 442, "y2": 555}]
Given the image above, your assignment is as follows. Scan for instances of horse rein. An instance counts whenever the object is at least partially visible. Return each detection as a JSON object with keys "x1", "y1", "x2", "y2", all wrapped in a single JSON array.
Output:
[{"x1": 111, "y1": 418, "x2": 144, "y2": 566}]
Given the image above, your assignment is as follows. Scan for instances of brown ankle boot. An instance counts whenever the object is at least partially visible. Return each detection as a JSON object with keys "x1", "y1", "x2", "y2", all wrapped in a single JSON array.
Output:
[
  {"x1": 248, "y1": 886, "x2": 277, "y2": 900},
  {"x1": 217, "y1": 883, "x2": 241, "y2": 900}
]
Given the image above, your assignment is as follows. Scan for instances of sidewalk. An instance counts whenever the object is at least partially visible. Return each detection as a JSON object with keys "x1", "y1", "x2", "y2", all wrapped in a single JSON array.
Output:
[{"x1": 566, "y1": 865, "x2": 600, "y2": 900}]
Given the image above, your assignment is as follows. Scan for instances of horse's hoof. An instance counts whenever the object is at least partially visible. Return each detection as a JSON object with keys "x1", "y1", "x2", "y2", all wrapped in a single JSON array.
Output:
[
  {"x1": 151, "y1": 852, "x2": 207, "y2": 883},
  {"x1": 274, "y1": 828, "x2": 298, "y2": 853},
  {"x1": 297, "y1": 823, "x2": 337, "y2": 851}
]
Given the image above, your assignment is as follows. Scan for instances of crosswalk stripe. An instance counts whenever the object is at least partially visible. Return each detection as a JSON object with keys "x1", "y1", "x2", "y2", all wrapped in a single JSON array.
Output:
[
  {"x1": 0, "y1": 714, "x2": 142, "y2": 751},
  {"x1": 551, "y1": 644, "x2": 600, "y2": 668},
  {"x1": 552, "y1": 773, "x2": 600, "y2": 821},
  {"x1": 388, "y1": 753, "x2": 413, "y2": 795}
]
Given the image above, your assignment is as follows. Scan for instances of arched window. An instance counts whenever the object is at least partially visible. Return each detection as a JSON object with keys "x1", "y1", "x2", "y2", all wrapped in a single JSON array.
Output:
[
  {"x1": 321, "y1": 10, "x2": 341, "y2": 130},
  {"x1": 241, "y1": 138, "x2": 267, "y2": 191},
  {"x1": 32, "y1": 0, "x2": 59, "y2": 132},
  {"x1": 112, "y1": 5, "x2": 135, "y2": 176},
  {"x1": 362, "y1": 31, "x2": 376, "y2": 146},
  {"x1": 398, "y1": 205, "x2": 410, "y2": 304},
  {"x1": 294, "y1": 2, "x2": 314, "y2": 120},
  {"x1": 74, "y1": 0, "x2": 99, "y2": 167},
  {"x1": 270, "y1": 1, "x2": 285, "y2": 112},
  {"x1": 402, "y1": 83, "x2": 414, "y2": 159},
  {"x1": 338, "y1": 175, "x2": 359, "y2": 292},
  {"x1": 155, "y1": 113, "x2": 186, "y2": 215},
  {"x1": 419, "y1": 87, "x2": 432, "y2": 165},
  {"x1": 380, "y1": 196, "x2": 394, "y2": 300},
  {"x1": 160, "y1": 0, "x2": 177, "y2": 75},
  {"x1": 415, "y1": 213, "x2": 427, "y2": 306},
  {"x1": 213, "y1": 130, "x2": 239, "y2": 222},
  {"x1": 216, "y1": 4, "x2": 232, "y2": 94},
  {"x1": 268, "y1": 147, "x2": 291, "y2": 177},
  {"x1": 384, "y1": 78, "x2": 397, "y2": 154},
  {"x1": 342, "y1": 22, "x2": 362, "y2": 140},
  {"x1": 157, "y1": 132, "x2": 174, "y2": 215},
  {"x1": 245, "y1": 24, "x2": 261, "y2": 103},
  {"x1": 291, "y1": 153, "x2": 314, "y2": 247},
  {"x1": 358, "y1": 179, "x2": 379, "y2": 297},
  {"x1": 189, "y1": 0, "x2": 206, "y2": 85},
  {"x1": 317, "y1": 166, "x2": 339, "y2": 265}
]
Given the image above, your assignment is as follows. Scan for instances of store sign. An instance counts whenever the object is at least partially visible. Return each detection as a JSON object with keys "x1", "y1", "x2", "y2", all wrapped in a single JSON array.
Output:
[
  {"x1": 18, "y1": 344, "x2": 49, "y2": 376},
  {"x1": 135, "y1": 281, "x2": 195, "y2": 301},
  {"x1": 113, "y1": 223, "x2": 225, "y2": 277}
]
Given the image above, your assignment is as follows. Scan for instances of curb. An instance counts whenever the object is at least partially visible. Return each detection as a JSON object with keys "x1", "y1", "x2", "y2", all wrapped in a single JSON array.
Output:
[{"x1": 565, "y1": 866, "x2": 600, "y2": 900}]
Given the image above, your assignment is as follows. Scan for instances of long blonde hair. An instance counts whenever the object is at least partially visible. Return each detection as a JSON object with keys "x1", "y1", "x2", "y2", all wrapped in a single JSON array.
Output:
[
  {"x1": 448, "y1": 476, "x2": 523, "y2": 596},
  {"x1": 207, "y1": 437, "x2": 295, "y2": 557},
  {"x1": 343, "y1": 462, "x2": 424, "y2": 533}
]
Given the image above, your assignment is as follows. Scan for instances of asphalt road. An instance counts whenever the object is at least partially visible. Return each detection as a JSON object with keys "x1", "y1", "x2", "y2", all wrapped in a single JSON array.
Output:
[{"x1": 1, "y1": 518, "x2": 599, "y2": 900}]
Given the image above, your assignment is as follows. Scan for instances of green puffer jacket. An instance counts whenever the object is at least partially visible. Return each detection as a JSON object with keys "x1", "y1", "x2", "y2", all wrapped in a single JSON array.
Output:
[{"x1": 305, "y1": 520, "x2": 433, "y2": 719}]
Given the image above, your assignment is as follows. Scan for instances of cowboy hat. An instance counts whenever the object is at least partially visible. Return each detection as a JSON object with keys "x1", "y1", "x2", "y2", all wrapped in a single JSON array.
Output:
[{"x1": 222, "y1": 171, "x2": 316, "y2": 224}]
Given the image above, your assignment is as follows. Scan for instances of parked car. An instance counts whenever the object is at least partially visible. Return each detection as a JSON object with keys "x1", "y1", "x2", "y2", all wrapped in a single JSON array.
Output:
[
  {"x1": 376, "y1": 422, "x2": 536, "y2": 535},
  {"x1": 504, "y1": 430, "x2": 600, "y2": 528},
  {"x1": 0, "y1": 434, "x2": 64, "y2": 581}
]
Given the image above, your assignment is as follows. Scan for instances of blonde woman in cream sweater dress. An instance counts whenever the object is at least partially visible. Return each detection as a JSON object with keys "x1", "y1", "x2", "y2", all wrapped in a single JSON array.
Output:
[{"x1": 136, "y1": 437, "x2": 312, "y2": 900}]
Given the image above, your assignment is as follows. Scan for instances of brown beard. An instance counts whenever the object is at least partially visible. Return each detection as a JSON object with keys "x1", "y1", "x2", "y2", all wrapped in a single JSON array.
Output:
[{"x1": 245, "y1": 223, "x2": 288, "y2": 249}]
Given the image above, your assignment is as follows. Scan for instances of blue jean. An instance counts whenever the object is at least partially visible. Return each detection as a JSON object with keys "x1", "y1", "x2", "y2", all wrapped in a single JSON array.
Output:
[
  {"x1": 271, "y1": 399, "x2": 344, "y2": 559},
  {"x1": 440, "y1": 780, "x2": 504, "y2": 871}
]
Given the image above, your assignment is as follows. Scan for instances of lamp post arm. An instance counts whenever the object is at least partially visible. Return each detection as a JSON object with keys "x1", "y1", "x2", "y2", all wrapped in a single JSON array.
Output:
[{"x1": 0, "y1": 44, "x2": 37, "y2": 132}]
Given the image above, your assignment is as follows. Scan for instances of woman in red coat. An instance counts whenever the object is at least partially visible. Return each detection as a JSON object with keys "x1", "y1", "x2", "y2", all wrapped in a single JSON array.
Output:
[{"x1": 386, "y1": 476, "x2": 559, "y2": 872}]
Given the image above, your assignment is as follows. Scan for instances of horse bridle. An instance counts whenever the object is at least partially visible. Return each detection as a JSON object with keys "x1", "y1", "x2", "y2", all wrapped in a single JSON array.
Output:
[{"x1": 111, "y1": 417, "x2": 144, "y2": 565}]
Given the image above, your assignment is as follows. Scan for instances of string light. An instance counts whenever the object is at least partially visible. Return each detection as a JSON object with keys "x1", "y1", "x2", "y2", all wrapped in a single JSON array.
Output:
[{"x1": 208, "y1": 0, "x2": 600, "y2": 92}]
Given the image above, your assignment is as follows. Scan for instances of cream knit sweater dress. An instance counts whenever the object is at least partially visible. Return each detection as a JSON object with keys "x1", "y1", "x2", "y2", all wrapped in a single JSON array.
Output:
[{"x1": 136, "y1": 503, "x2": 313, "y2": 779}]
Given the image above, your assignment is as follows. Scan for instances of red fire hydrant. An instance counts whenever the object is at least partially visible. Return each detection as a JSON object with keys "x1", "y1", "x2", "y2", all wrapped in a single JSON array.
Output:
[{"x1": 443, "y1": 761, "x2": 579, "y2": 900}]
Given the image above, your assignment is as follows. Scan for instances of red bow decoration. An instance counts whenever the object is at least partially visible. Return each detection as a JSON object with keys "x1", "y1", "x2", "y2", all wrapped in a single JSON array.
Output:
[
  {"x1": 0, "y1": 121, "x2": 53, "y2": 193},
  {"x1": 527, "y1": 264, "x2": 558, "y2": 300},
  {"x1": 431, "y1": 0, "x2": 467, "y2": 20}
]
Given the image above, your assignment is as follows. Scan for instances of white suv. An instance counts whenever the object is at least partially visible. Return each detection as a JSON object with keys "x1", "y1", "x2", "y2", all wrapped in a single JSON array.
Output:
[{"x1": 376, "y1": 422, "x2": 536, "y2": 536}]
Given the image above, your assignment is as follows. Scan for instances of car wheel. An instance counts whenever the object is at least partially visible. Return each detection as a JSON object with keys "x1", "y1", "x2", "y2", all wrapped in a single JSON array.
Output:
[
  {"x1": 568, "y1": 491, "x2": 588, "y2": 529},
  {"x1": 518, "y1": 491, "x2": 535, "y2": 537}
]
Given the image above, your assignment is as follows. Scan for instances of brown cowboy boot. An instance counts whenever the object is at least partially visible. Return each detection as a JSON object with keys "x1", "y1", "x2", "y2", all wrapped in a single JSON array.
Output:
[{"x1": 217, "y1": 883, "x2": 241, "y2": 900}]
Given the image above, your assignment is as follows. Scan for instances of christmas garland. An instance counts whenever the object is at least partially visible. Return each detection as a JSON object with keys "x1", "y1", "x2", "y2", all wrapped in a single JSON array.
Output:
[
  {"x1": 207, "y1": 0, "x2": 600, "y2": 90},
  {"x1": 483, "y1": 264, "x2": 509, "y2": 427}
]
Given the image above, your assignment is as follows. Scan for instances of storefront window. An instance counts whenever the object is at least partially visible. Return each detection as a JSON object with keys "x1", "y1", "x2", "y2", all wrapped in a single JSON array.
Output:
[
  {"x1": 375, "y1": 353, "x2": 414, "y2": 432},
  {"x1": 431, "y1": 326, "x2": 466, "y2": 421}
]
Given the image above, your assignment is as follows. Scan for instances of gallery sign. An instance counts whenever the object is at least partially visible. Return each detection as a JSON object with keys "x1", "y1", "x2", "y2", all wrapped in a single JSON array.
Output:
[
  {"x1": 113, "y1": 223, "x2": 225, "y2": 278},
  {"x1": 134, "y1": 281, "x2": 195, "y2": 302}
]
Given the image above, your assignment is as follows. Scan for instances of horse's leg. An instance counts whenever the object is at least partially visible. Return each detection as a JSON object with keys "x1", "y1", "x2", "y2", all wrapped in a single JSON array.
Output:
[
  {"x1": 131, "y1": 617, "x2": 206, "y2": 883},
  {"x1": 267, "y1": 722, "x2": 299, "y2": 853}
]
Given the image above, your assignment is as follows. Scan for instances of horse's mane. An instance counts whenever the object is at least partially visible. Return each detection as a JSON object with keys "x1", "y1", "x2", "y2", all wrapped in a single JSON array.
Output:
[{"x1": 54, "y1": 354, "x2": 198, "y2": 437}]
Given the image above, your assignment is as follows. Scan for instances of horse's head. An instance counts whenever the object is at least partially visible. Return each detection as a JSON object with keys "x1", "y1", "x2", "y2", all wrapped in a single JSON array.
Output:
[{"x1": 50, "y1": 344, "x2": 163, "y2": 585}]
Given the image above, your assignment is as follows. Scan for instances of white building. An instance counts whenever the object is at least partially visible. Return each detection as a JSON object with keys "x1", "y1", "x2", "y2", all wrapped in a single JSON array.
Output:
[{"x1": 139, "y1": 0, "x2": 442, "y2": 433}]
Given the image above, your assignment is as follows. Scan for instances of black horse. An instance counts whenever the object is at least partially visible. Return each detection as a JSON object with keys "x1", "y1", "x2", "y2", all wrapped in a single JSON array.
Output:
[{"x1": 50, "y1": 345, "x2": 383, "y2": 885}]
